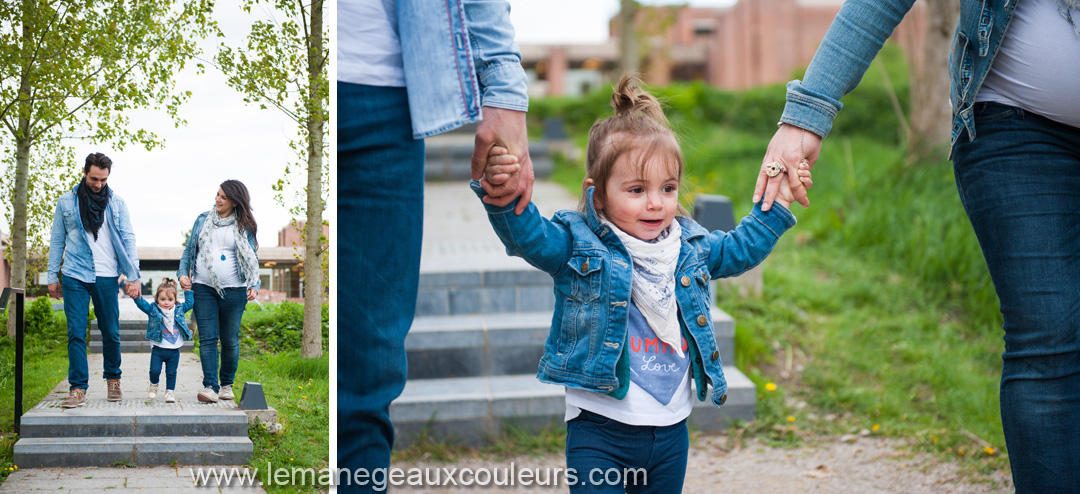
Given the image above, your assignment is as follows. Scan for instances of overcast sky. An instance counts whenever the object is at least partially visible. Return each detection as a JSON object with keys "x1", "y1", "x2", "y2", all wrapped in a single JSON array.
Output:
[{"x1": 2, "y1": 2, "x2": 305, "y2": 249}]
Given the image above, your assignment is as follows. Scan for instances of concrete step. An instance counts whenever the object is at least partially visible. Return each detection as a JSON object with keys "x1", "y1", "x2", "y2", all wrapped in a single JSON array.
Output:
[
  {"x1": 92, "y1": 320, "x2": 152, "y2": 331},
  {"x1": 88, "y1": 340, "x2": 192, "y2": 353},
  {"x1": 13, "y1": 436, "x2": 252, "y2": 468},
  {"x1": 416, "y1": 268, "x2": 556, "y2": 317},
  {"x1": 406, "y1": 307, "x2": 735, "y2": 380},
  {"x1": 89, "y1": 329, "x2": 151, "y2": 341},
  {"x1": 19, "y1": 409, "x2": 248, "y2": 438},
  {"x1": 424, "y1": 133, "x2": 553, "y2": 181},
  {"x1": 390, "y1": 368, "x2": 756, "y2": 448}
]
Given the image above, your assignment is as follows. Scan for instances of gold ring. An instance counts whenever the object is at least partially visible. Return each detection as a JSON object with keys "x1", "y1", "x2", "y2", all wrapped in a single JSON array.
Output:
[{"x1": 764, "y1": 161, "x2": 786, "y2": 178}]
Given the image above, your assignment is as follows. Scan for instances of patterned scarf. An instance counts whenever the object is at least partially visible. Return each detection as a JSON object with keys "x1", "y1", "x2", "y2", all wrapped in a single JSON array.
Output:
[
  {"x1": 606, "y1": 220, "x2": 685, "y2": 358},
  {"x1": 196, "y1": 210, "x2": 260, "y2": 297},
  {"x1": 1060, "y1": 0, "x2": 1080, "y2": 36},
  {"x1": 76, "y1": 178, "x2": 110, "y2": 241}
]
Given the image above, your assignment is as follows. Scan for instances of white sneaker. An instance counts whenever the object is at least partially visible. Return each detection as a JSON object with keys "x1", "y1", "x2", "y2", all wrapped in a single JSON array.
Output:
[
  {"x1": 148, "y1": 383, "x2": 158, "y2": 399},
  {"x1": 197, "y1": 387, "x2": 219, "y2": 403},
  {"x1": 219, "y1": 385, "x2": 234, "y2": 400},
  {"x1": 164, "y1": 390, "x2": 176, "y2": 403}
]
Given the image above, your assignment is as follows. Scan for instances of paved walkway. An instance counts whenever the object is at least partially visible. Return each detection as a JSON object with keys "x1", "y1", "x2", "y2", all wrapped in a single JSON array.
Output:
[{"x1": 0, "y1": 465, "x2": 266, "y2": 492}]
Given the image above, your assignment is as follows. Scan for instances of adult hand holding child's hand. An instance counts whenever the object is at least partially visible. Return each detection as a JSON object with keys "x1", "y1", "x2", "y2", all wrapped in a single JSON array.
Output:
[{"x1": 756, "y1": 123, "x2": 820, "y2": 211}]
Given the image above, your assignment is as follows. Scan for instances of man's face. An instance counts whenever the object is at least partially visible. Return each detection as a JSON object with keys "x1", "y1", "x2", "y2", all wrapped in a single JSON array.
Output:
[{"x1": 84, "y1": 165, "x2": 110, "y2": 193}]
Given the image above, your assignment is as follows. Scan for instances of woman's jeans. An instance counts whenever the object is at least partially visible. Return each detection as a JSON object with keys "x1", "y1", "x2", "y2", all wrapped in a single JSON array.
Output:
[
  {"x1": 62, "y1": 275, "x2": 121, "y2": 389},
  {"x1": 337, "y1": 82, "x2": 424, "y2": 493},
  {"x1": 953, "y1": 101, "x2": 1080, "y2": 493},
  {"x1": 192, "y1": 284, "x2": 247, "y2": 392},
  {"x1": 565, "y1": 410, "x2": 688, "y2": 493},
  {"x1": 149, "y1": 346, "x2": 180, "y2": 390}
]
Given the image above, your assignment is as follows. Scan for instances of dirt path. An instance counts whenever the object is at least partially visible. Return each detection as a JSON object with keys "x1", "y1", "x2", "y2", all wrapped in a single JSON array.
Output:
[{"x1": 392, "y1": 434, "x2": 1013, "y2": 493}]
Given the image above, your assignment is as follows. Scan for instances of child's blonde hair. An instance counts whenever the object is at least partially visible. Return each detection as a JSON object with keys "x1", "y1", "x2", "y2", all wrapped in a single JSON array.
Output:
[
  {"x1": 581, "y1": 73, "x2": 686, "y2": 215},
  {"x1": 155, "y1": 278, "x2": 177, "y2": 301}
]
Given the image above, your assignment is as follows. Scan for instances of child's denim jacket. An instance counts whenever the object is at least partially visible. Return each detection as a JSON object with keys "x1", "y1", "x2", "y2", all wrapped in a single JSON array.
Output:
[
  {"x1": 473, "y1": 182, "x2": 796, "y2": 407},
  {"x1": 134, "y1": 290, "x2": 195, "y2": 344}
]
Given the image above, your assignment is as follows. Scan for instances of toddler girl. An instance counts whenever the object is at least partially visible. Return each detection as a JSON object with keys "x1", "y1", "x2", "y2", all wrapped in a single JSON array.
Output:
[
  {"x1": 134, "y1": 278, "x2": 194, "y2": 403},
  {"x1": 474, "y1": 74, "x2": 810, "y2": 492}
]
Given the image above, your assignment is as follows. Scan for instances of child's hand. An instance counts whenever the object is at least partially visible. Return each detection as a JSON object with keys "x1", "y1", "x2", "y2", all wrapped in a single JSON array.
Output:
[
  {"x1": 773, "y1": 161, "x2": 813, "y2": 210},
  {"x1": 485, "y1": 146, "x2": 521, "y2": 186}
]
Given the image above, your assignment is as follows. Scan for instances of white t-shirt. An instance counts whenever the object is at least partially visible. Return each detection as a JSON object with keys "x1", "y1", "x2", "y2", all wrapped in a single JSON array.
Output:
[
  {"x1": 976, "y1": 0, "x2": 1080, "y2": 128},
  {"x1": 194, "y1": 225, "x2": 244, "y2": 288},
  {"x1": 565, "y1": 302, "x2": 694, "y2": 427},
  {"x1": 338, "y1": 0, "x2": 406, "y2": 87},
  {"x1": 152, "y1": 306, "x2": 184, "y2": 350},
  {"x1": 85, "y1": 215, "x2": 119, "y2": 278}
]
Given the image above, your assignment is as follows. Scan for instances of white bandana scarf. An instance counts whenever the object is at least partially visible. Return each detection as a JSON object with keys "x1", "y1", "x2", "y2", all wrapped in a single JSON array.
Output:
[
  {"x1": 1060, "y1": 0, "x2": 1080, "y2": 36},
  {"x1": 606, "y1": 220, "x2": 686, "y2": 358},
  {"x1": 197, "y1": 209, "x2": 259, "y2": 298}
]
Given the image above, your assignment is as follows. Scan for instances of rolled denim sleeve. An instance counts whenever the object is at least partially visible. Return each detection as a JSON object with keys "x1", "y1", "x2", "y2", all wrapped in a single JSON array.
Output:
[
  {"x1": 463, "y1": 0, "x2": 529, "y2": 112},
  {"x1": 471, "y1": 180, "x2": 571, "y2": 275},
  {"x1": 705, "y1": 202, "x2": 796, "y2": 279},
  {"x1": 46, "y1": 203, "x2": 65, "y2": 285},
  {"x1": 780, "y1": 0, "x2": 915, "y2": 138}
]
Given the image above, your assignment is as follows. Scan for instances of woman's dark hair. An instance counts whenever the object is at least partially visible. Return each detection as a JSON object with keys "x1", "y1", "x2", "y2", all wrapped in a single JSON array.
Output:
[
  {"x1": 220, "y1": 179, "x2": 258, "y2": 248},
  {"x1": 84, "y1": 152, "x2": 113, "y2": 173}
]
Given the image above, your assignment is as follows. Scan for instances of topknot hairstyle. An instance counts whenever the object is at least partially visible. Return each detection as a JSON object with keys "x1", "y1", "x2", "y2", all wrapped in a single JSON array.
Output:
[
  {"x1": 580, "y1": 73, "x2": 685, "y2": 214},
  {"x1": 155, "y1": 278, "x2": 177, "y2": 300}
]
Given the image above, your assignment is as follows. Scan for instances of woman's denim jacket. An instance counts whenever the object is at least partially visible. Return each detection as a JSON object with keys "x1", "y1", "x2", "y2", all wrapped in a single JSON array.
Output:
[
  {"x1": 780, "y1": 0, "x2": 1016, "y2": 156},
  {"x1": 473, "y1": 181, "x2": 796, "y2": 406},
  {"x1": 395, "y1": 0, "x2": 529, "y2": 138},
  {"x1": 134, "y1": 290, "x2": 194, "y2": 344},
  {"x1": 46, "y1": 183, "x2": 140, "y2": 285},
  {"x1": 176, "y1": 212, "x2": 261, "y2": 292}
]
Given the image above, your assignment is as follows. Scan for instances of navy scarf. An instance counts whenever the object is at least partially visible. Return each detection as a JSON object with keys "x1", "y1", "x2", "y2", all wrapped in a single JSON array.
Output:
[{"x1": 77, "y1": 178, "x2": 110, "y2": 241}]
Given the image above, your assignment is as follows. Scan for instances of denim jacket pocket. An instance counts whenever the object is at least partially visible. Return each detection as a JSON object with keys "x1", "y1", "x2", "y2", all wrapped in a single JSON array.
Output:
[
  {"x1": 567, "y1": 256, "x2": 603, "y2": 303},
  {"x1": 63, "y1": 209, "x2": 78, "y2": 231},
  {"x1": 954, "y1": 31, "x2": 973, "y2": 103}
]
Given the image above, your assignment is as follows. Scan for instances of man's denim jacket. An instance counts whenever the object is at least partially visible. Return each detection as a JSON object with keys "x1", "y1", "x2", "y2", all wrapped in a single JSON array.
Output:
[
  {"x1": 781, "y1": 0, "x2": 1016, "y2": 156},
  {"x1": 176, "y1": 212, "x2": 261, "y2": 292},
  {"x1": 474, "y1": 182, "x2": 796, "y2": 407},
  {"x1": 134, "y1": 290, "x2": 194, "y2": 344},
  {"x1": 395, "y1": 0, "x2": 529, "y2": 138},
  {"x1": 47, "y1": 183, "x2": 140, "y2": 285}
]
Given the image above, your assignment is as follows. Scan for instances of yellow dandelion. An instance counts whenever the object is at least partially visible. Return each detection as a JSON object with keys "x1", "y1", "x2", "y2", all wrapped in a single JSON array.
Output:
[
  {"x1": 872, "y1": 424, "x2": 880, "y2": 432},
  {"x1": 931, "y1": 435, "x2": 939, "y2": 443},
  {"x1": 302, "y1": 396, "x2": 307, "y2": 399},
  {"x1": 765, "y1": 382, "x2": 777, "y2": 392},
  {"x1": 984, "y1": 446, "x2": 995, "y2": 456},
  {"x1": 958, "y1": 446, "x2": 966, "y2": 457},
  {"x1": 787, "y1": 416, "x2": 796, "y2": 423}
]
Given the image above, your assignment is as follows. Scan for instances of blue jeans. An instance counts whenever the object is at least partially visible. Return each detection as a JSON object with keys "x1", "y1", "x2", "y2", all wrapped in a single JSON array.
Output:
[
  {"x1": 337, "y1": 82, "x2": 424, "y2": 492},
  {"x1": 62, "y1": 275, "x2": 121, "y2": 389},
  {"x1": 565, "y1": 410, "x2": 688, "y2": 493},
  {"x1": 149, "y1": 346, "x2": 180, "y2": 390},
  {"x1": 953, "y1": 102, "x2": 1080, "y2": 493},
  {"x1": 192, "y1": 283, "x2": 246, "y2": 392}
]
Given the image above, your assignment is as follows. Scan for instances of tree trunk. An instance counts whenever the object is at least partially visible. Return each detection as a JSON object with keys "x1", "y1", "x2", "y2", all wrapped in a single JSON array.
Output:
[
  {"x1": 300, "y1": 0, "x2": 324, "y2": 358},
  {"x1": 908, "y1": 0, "x2": 959, "y2": 161},
  {"x1": 619, "y1": 0, "x2": 638, "y2": 75},
  {"x1": 9, "y1": 1, "x2": 34, "y2": 338}
]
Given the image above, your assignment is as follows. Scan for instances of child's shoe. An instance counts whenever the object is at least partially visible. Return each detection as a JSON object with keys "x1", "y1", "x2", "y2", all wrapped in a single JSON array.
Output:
[
  {"x1": 164, "y1": 390, "x2": 176, "y2": 403},
  {"x1": 219, "y1": 385, "x2": 234, "y2": 400},
  {"x1": 148, "y1": 383, "x2": 158, "y2": 399}
]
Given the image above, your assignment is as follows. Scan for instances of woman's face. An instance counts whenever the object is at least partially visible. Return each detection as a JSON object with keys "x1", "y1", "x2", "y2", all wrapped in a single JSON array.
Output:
[{"x1": 215, "y1": 187, "x2": 236, "y2": 217}]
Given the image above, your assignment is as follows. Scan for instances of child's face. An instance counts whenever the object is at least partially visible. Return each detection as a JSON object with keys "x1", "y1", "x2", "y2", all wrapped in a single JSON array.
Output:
[
  {"x1": 156, "y1": 291, "x2": 176, "y2": 310},
  {"x1": 598, "y1": 152, "x2": 680, "y2": 241}
]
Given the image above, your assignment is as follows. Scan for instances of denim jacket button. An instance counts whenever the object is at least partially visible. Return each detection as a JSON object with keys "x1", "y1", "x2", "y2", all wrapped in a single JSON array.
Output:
[
  {"x1": 697, "y1": 315, "x2": 707, "y2": 326},
  {"x1": 582, "y1": 260, "x2": 589, "y2": 271},
  {"x1": 711, "y1": 350, "x2": 719, "y2": 361},
  {"x1": 681, "y1": 276, "x2": 691, "y2": 287},
  {"x1": 719, "y1": 393, "x2": 727, "y2": 405}
]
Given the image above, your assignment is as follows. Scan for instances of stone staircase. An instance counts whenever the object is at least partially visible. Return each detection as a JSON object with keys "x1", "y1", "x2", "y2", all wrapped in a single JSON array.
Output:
[
  {"x1": 13, "y1": 353, "x2": 253, "y2": 468},
  {"x1": 389, "y1": 182, "x2": 757, "y2": 447},
  {"x1": 423, "y1": 123, "x2": 555, "y2": 181},
  {"x1": 89, "y1": 319, "x2": 193, "y2": 353}
]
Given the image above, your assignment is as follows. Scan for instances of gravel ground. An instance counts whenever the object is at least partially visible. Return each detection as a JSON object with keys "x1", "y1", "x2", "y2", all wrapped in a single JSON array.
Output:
[{"x1": 392, "y1": 434, "x2": 1013, "y2": 493}]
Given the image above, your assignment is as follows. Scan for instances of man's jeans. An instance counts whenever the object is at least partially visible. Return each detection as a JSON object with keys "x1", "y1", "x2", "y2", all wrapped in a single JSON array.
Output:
[
  {"x1": 63, "y1": 275, "x2": 121, "y2": 389},
  {"x1": 566, "y1": 410, "x2": 689, "y2": 493},
  {"x1": 337, "y1": 82, "x2": 424, "y2": 492},
  {"x1": 953, "y1": 101, "x2": 1080, "y2": 493},
  {"x1": 192, "y1": 284, "x2": 246, "y2": 392}
]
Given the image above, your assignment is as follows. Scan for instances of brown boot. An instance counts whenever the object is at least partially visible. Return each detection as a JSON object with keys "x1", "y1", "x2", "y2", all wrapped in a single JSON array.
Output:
[
  {"x1": 60, "y1": 388, "x2": 86, "y2": 408},
  {"x1": 106, "y1": 379, "x2": 122, "y2": 402}
]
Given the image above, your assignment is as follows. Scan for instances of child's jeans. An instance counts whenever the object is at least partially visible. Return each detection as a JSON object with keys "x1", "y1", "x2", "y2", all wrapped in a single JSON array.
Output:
[
  {"x1": 565, "y1": 409, "x2": 688, "y2": 493},
  {"x1": 149, "y1": 346, "x2": 180, "y2": 390}
]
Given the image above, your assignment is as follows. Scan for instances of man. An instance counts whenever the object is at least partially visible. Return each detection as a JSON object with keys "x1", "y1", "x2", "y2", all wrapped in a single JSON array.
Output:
[
  {"x1": 47, "y1": 152, "x2": 141, "y2": 408},
  {"x1": 337, "y1": 0, "x2": 532, "y2": 490}
]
